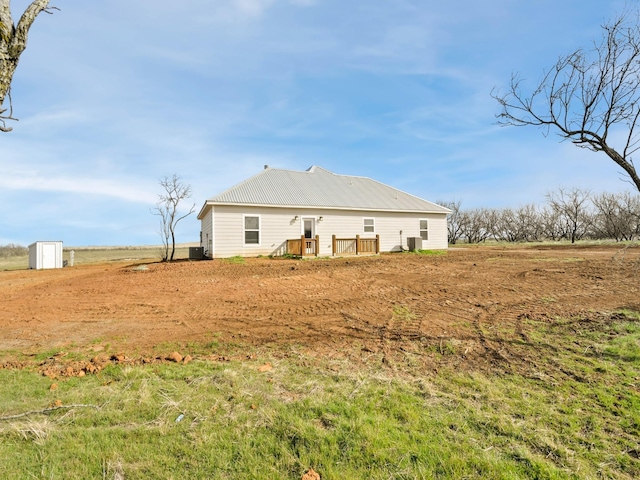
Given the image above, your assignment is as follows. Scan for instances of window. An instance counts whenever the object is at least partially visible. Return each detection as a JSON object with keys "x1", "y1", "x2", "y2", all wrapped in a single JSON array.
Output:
[
  {"x1": 363, "y1": 218, "x2": 375, "y2": 233},
  {"x1": 244, "y1": 215, "x2": 260, "y2": 245},
  {"x1": 419, "y1": 219, "x2": 429, "y2": 241}
]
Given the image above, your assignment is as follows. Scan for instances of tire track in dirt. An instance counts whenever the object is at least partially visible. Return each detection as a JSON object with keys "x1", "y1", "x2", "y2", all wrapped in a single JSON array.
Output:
[{"x1": 1, "y1": 246, "x2": 638, "y2": 360}]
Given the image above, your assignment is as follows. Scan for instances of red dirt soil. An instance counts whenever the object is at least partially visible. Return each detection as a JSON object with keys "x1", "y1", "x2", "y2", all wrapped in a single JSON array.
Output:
[{"x1": 1, "y1": 245, "x2": 638, "y2": 374}]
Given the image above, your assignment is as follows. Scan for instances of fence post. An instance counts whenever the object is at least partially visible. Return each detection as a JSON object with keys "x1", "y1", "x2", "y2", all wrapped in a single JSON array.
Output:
[
  {"x1": 376, "y1": 234, "x2": 380, "y2": 254},
  {"x1": 315, "y1": 235, "x2": 320, "y2": 256},
  {"x1": 332, "y1": 235, "x2": 336, "y2": 256},
  {"x1": 356, "y1": 235, "x2": 360, "y2": 255},
  {"x1": 300, "y1": 235, "x2": 306, "y2": 257}
]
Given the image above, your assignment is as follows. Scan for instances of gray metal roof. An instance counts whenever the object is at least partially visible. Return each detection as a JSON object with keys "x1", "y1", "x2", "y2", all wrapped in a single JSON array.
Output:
[{"x1": 200, "y1": 166, "x2": 449, "y2": 215}]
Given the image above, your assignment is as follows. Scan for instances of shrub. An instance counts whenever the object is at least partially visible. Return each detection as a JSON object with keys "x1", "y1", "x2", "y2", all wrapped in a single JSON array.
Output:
[{"x1": 0, "y1": 243, "x2": 28, "y2": 258}]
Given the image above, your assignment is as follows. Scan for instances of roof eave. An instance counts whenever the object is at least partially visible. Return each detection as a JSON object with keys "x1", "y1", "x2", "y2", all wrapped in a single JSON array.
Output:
[{"x1": 200, "y1": 201, "x2": 449, "y2": 215}]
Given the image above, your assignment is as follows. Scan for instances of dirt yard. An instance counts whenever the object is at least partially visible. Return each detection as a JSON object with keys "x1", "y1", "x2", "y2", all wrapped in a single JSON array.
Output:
[{"x1": 1, "y1": 245, "x2": 638, "y2": 374}]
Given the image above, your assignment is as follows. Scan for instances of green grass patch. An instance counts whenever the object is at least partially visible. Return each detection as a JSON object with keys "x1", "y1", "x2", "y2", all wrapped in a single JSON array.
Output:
[
  {"x1": 392, "y1": 304, "x2": 417, "y2": 322},
  {"x1": 410, "y1": 249, "x2": 447, "y2": 256},
  {"x1": 533, "y1": 256, "x2": 585, "y2": 263},
  {"x1": 1, "y1": 312, "x2": 639, "y2": 479},
  {"x1": 222, "y1": 255, "x2": 246, "y2": 264}
]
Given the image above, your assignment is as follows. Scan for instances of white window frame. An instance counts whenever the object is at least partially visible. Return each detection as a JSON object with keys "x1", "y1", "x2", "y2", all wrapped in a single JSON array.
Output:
[
  {"x1": 243, "y1": 214, "x2": 261, "y2": 246},
  {"x1": 419, "y1": 218, "x2": 429, "y2": 241},
  {"x1": 363, "y1": 217, "x2": 375, "y2": 233}
]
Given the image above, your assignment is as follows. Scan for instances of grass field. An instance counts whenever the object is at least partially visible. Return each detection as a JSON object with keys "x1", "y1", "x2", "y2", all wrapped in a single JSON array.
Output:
[
  {"x1": 2, "y1": 240, "x2": 633, "y2": 271},
  {"x1": 0, "y1": 311, "x2": 638, "y2": 479},
  {"x1": 0, "y1": 245, "x2": 193, "y2": 271},
  {"x1": 1, "y1": 243, "x2": 639, "y2": 478}
]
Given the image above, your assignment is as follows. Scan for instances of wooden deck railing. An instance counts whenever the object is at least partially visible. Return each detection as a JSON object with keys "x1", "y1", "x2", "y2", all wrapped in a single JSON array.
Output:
[
  {"x1": 286, "y1": 234, "x2": 380, "y2": 257},
  {"x1": 286, "y1": 235, "x2": 319, "y2": 257},
  {"x1": 332, "y1": 235, "x2": 379, "y2": 256}
]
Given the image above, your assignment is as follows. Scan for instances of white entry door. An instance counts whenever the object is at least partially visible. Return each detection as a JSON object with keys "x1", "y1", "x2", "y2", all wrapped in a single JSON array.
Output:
[
  {"x1": 303, "y1": 218, "x2": 315, "y2": 239},
  {"x1": 302, "y1": 218, "x2": 316, "y2": 255}
]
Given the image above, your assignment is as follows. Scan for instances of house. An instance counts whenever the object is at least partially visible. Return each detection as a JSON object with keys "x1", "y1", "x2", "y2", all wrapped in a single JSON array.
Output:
[{"x1": 197, "y1": 166, "x2": 450, "y2": 258}]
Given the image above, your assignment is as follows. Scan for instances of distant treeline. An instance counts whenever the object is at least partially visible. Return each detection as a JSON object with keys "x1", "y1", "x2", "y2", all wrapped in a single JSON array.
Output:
[
  {"x1": 440, "y1": 189, "x2": 640, "y2": 244},
  {"x1": 0, "y1": 243, "x2": 28, "y2": 258}
]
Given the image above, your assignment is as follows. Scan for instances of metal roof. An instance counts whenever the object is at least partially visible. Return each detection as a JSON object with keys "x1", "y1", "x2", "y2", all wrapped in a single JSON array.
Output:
[{"x1": 199, "y1": 166, "x2": 449, "y2": 216}]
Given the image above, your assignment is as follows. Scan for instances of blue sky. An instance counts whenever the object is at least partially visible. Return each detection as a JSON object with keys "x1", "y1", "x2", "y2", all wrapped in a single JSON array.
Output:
[{"x1": 0, "y1": 0, "x2": 635, "y2": 246}]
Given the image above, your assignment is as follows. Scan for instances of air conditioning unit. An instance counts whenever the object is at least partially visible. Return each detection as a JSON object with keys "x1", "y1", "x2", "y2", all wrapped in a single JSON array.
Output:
[
  {"x1": 407, "y1": 237, "x2": 422, "y2": 252},
  {"x1": 189, "y1": 247, "x2": 204, "y2": 260}
]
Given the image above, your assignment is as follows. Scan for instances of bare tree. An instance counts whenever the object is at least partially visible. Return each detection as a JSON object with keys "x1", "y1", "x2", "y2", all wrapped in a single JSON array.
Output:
[
  {"x1": 459, "y1": 208, "x2": 492, "y2": 244},
  {"x1": 493, "y1": 9, "x2": 640, "y2": 193},
  {"x1": 540, "y1": 206, "x2": 565, "y2": 241},
  {"x1": 591, "y1": 191, "x2": 640, "y2": 241},
  {"x1": 0, "y1": 0, "x2": 55, "y2": 132},
  {"x1": 491, "y1": 205, "x2": 544, "y2": 242},
  {"x1": 545, "y1": 187, "x2": 593, "y2": 243},
  {"x1": 438, "y1": 199, "x2": 464, "y2": 244},
  {"x1": 152, "y1": 174, "x2": 195, "y2": 262}
]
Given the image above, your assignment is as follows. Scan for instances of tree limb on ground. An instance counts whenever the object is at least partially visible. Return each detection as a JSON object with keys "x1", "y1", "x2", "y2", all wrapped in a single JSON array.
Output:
[{"x1": 0, "y1": 403, "x2": 100, "y2": 421}]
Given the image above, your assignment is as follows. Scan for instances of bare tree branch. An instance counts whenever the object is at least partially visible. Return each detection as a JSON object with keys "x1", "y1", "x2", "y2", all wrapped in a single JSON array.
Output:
[
  {"x1": 492, "y1": 8, "x2": 640, "y2": 193},
  {"x1": 0, "y1": 0, "x2": 54, "y2": 132},
  {"x1": 152, "y1": 174, "x2": 196, "y2": 262}
]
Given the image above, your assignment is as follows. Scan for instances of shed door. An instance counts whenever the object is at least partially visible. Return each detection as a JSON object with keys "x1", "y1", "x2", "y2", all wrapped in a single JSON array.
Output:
[{"x1": 42, "y1": 243, "x2": 57, "y2": 269}]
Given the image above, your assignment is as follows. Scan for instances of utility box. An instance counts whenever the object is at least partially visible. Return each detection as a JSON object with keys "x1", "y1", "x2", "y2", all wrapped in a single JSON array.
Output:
[
  {"x1": 29, "y1": 241, "x2": 63, "y2": 269},
  {"x1": 407, "y1": 237, "x2": 423, "y2": 252},
  {"x1": 189, "y1": 246, "x2": 204, "y2": 260}
]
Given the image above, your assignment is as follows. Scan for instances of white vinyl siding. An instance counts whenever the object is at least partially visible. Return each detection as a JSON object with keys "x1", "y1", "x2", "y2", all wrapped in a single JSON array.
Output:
[
  {"x1": 200, "y1": 206, "x2": 214, "y2": 257},
  {"x1": 243, "y1": 215, "x2": 261, "y2": 246},
  {"x1": 204, "y1": 205, "x2": 448, "y2": 258},
  {"x1": 419, "y1": 219, "x2": 429, "y2": 241}
]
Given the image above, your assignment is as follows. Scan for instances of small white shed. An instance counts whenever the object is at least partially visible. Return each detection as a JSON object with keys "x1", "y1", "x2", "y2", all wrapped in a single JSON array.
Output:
[{"x1": 29, "y1": 241, "x2": 63, "y2": 270}]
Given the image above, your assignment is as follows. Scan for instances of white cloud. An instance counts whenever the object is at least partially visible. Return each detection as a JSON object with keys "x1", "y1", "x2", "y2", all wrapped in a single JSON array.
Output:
[{"x1": 0, "y1": 173, "x2": 156, "y2": 204}]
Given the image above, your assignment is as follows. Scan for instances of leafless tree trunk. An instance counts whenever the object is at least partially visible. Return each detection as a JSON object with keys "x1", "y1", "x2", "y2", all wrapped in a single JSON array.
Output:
[
  {"x1": 545, "y1": 188, "x2": 593, "y2": 243},
  {"x1": 493, "y1": 9, "x2": 640, "y2": 193},
  {"x1": 0, "y1": 0, "x2": 53, "y2": 132},
  {"x1": 491, "y1": 205, "x2": 544, "y2": 242},
  {"x1": 459, "y1": 208, "x2": 491, "y2": 244},
  {"x1": 152, "y1": 174, "x2": 195, "y2": 262},
  {"x1": 540, "y1": 206, "x2": 565, "y2": 241}
]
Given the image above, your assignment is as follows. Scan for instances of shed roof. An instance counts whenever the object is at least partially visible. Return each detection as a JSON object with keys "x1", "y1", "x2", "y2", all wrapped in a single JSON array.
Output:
[{"x1": 198, "y1": 166, "x2": 449, "y2": 218}]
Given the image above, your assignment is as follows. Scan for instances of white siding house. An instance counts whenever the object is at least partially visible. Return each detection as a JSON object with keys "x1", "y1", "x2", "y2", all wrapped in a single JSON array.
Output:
[{"x1": 197, "y1": 166, "x2": 450, "y2": 258}]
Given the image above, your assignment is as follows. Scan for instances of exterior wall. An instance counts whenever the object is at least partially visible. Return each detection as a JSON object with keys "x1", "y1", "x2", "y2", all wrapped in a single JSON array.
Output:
[
  {"x1": 28, "y1": 241, "x2": 63, "y2": 269},
  {"x1": 202, "y1": 205, "x2": 447, "y2": 258},
  {"x1": 199, "y1": 206, "x2": 214, "y2": 257}
]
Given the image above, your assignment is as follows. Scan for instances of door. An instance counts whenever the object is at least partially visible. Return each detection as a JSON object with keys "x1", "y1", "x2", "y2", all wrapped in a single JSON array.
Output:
[
  {"x1": 42, "y1": 243, "x2": 57, "y2": 269},
  {"x1": 303, "y1": 218, "x2": 315, "y2": 239},
  {"x1": 302, "y1": 218, "x2": 316, "y2": 255}
]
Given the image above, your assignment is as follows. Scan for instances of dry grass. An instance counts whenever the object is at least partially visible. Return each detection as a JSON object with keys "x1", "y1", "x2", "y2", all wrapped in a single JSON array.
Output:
[{"x1": 0, "y1": 245, "x2": 194, "y2": 271}]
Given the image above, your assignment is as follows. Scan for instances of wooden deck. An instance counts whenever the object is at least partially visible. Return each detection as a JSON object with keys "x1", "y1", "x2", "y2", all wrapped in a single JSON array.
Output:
[
  {"x1": 286, "y1": 235, "x2": 319, "y2": 257},
  {"x1": 332, "y1": 234, "x2": 380, "y2": 256},
  {"x1": 286, "y1": 235, "x2": 380, "y2": 257}
]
